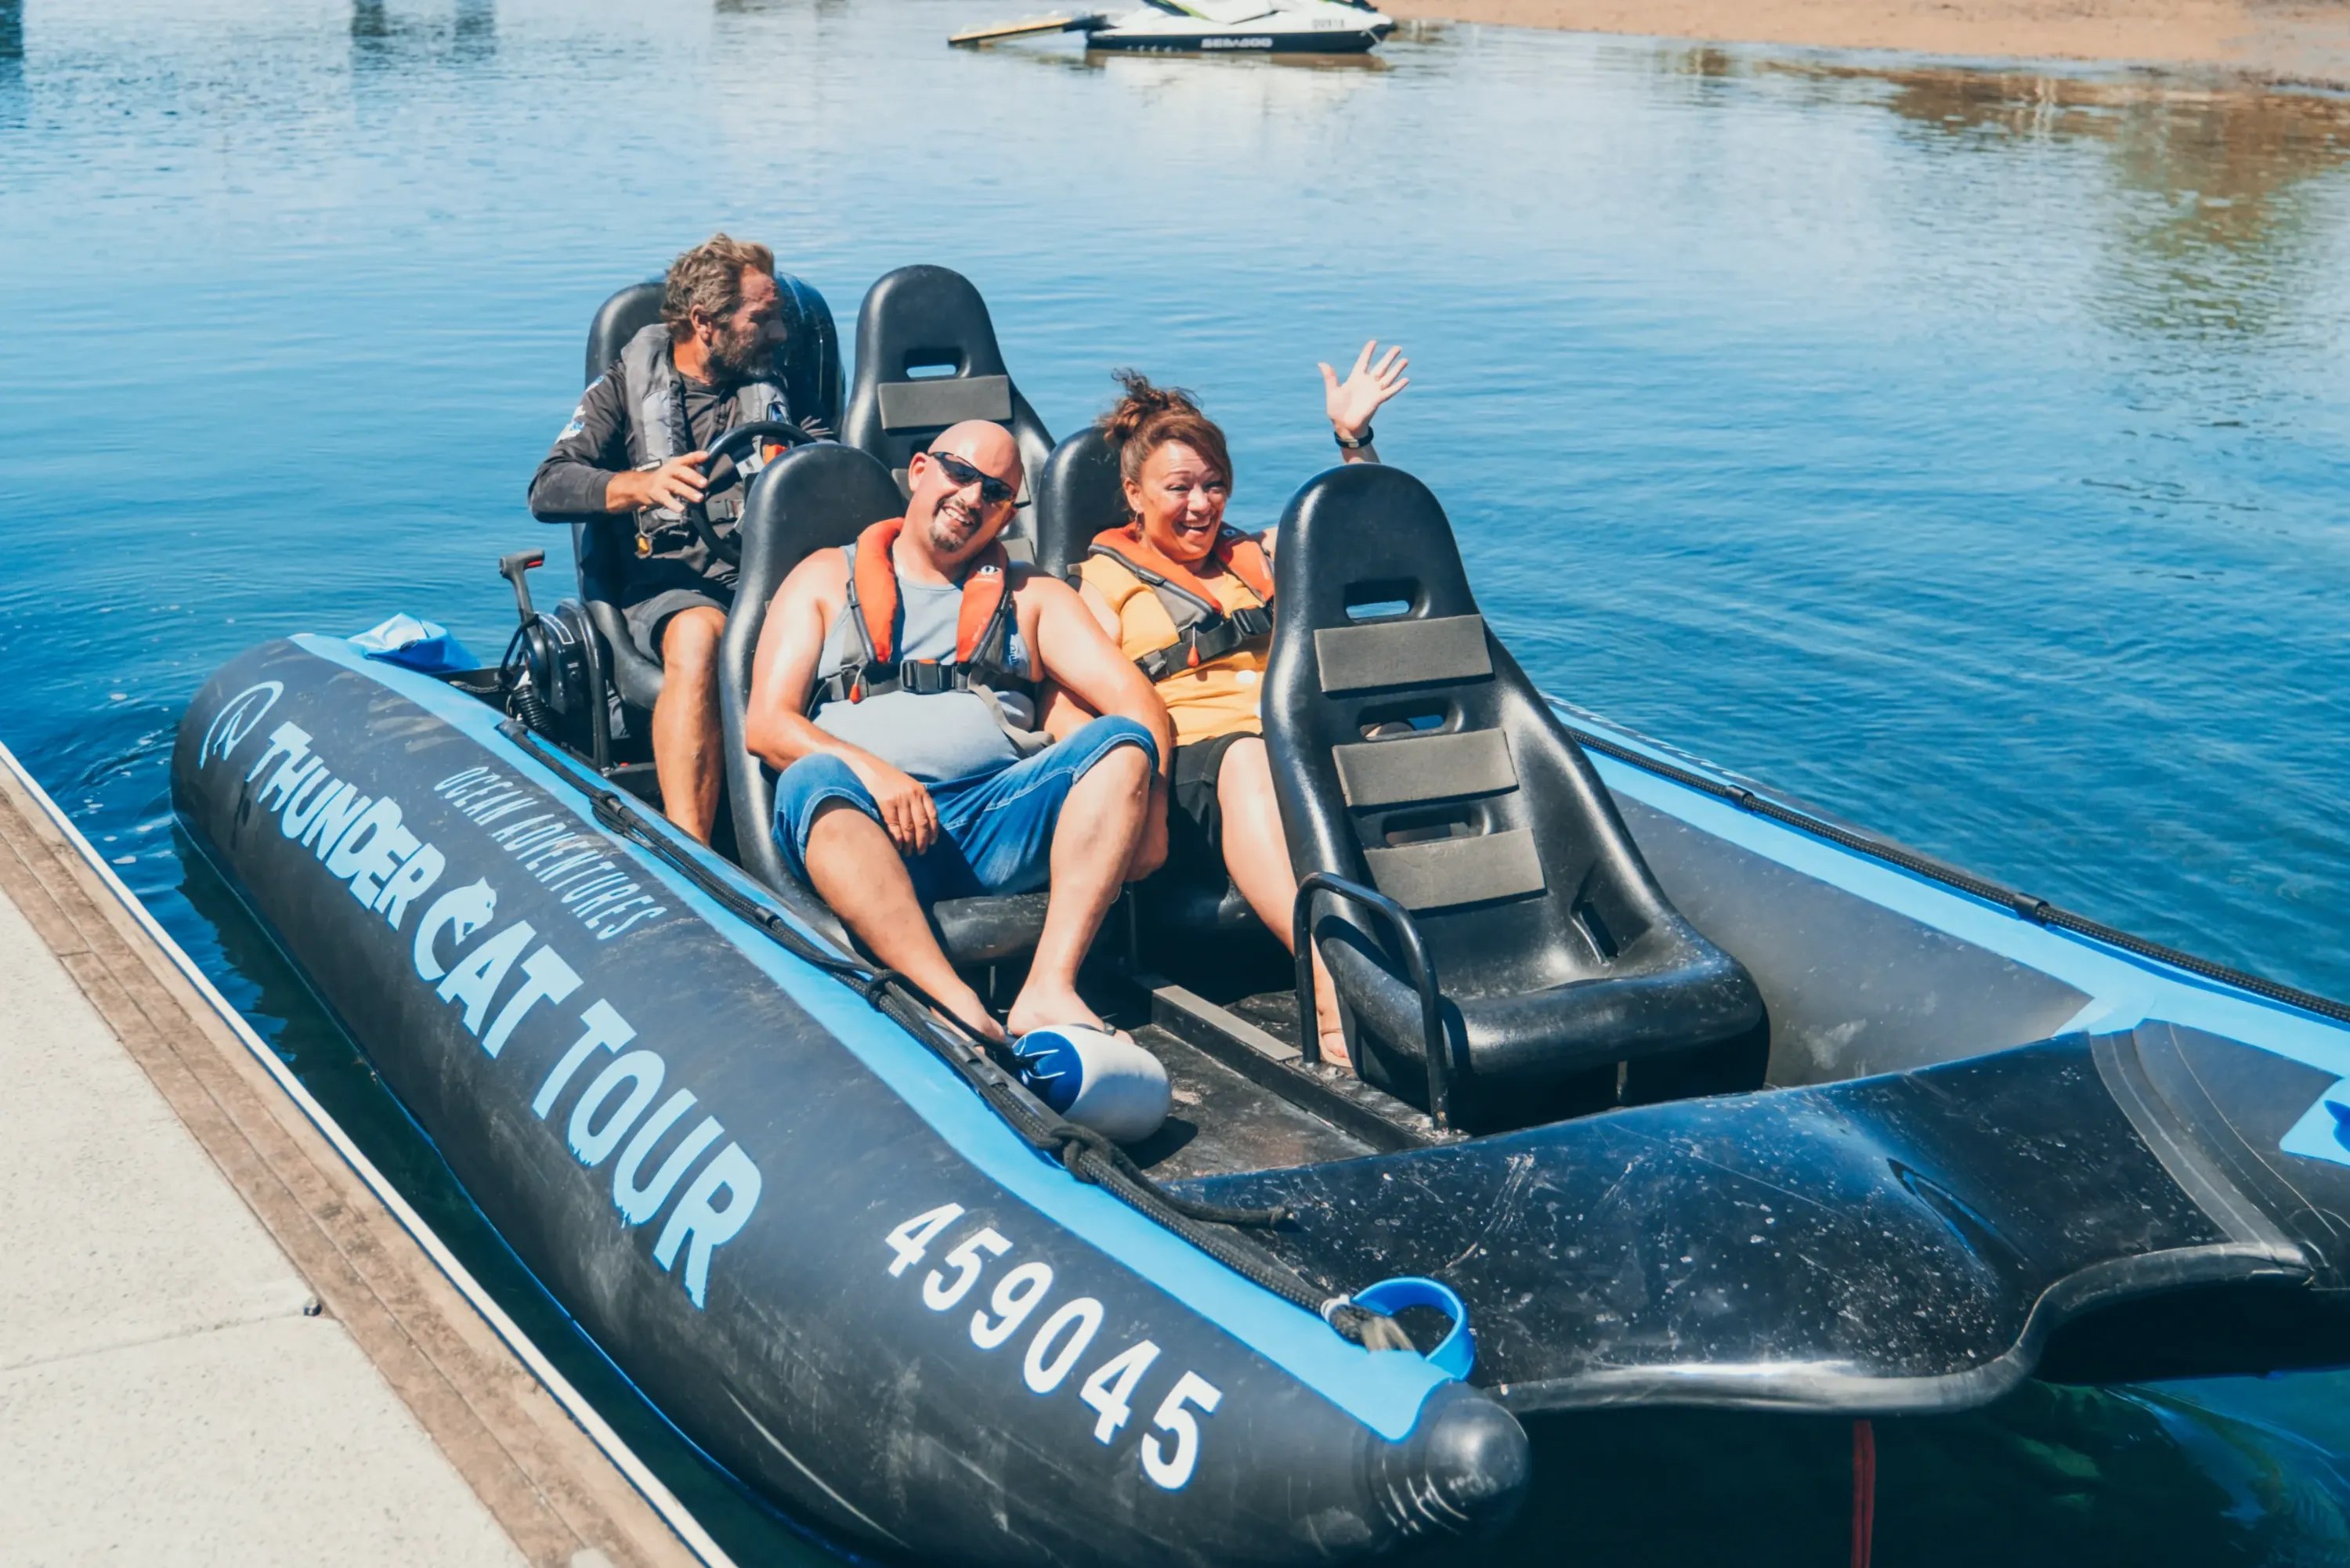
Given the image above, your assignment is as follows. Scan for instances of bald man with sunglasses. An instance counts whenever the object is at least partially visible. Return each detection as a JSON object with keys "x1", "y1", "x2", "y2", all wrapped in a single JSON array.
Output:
[{"x1": 743, "y1": 421, "x2": 1173, "y2": 1043}]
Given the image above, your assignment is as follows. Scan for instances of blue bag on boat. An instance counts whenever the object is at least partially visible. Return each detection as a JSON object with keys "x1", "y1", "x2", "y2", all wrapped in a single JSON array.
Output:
[{"x1": 349, "y1": 614, "x2": 477, "y2": 674}]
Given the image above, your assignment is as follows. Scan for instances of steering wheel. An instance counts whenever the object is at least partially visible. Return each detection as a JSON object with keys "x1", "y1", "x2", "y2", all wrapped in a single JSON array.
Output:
[{"x1": 686, "y1": 420, "x2": 819, "y2": 567}]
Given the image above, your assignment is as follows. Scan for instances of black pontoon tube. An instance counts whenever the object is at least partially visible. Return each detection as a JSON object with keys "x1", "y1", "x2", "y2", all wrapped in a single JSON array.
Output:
[{"x1": 173, "y1": 638, "x2": 1531, "y2": 1566}]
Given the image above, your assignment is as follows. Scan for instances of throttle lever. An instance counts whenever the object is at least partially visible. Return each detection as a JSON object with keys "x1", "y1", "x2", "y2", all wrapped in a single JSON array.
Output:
[{"x1": 499, "y1": 548, "x2": 547, "y2": 622}]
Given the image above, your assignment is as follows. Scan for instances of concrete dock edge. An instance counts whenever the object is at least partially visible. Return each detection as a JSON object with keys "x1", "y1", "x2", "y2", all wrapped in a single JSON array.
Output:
[{"x1": 0, "y1": 741, "x2": 730, "y2": 1568}]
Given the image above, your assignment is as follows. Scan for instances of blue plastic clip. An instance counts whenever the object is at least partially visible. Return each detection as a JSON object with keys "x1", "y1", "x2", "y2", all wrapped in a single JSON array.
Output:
[{"x1": 1350, "y1": 1276, "x2": 1475, "y2": 1381}]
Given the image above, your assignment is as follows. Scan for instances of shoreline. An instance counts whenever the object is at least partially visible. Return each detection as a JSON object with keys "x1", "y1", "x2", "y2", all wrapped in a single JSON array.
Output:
[{"x1": 1380, "y1": 0, "x2": 2350, "y2": 87}]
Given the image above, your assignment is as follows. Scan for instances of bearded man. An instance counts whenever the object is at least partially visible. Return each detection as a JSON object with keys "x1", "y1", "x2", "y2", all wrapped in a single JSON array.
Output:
[{"x1": 529, "y1": 233, "x2": 821, "y2": 841}]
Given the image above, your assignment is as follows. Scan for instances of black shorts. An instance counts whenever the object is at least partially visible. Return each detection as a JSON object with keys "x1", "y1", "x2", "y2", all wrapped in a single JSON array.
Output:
[
  {"x1": 1166, "y1": 730, "x2": 1261, "y2": 866},
  {"x1": 621, "y1": 586, "x2": 733, "y2": 663}
]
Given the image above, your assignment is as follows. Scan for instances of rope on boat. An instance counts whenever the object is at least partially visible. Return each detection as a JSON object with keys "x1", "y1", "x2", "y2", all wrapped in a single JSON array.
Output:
[
  {"x1": 1555, "y1": 719, "x2": 2350, "y2": 1028},
  {"x1": 530, "y1": 734, "x2": 1397, "y2": 1347},
  {"x1": 1043, "y1": 1123, "x2": 1292, "y2": 1229},
  {"x1": 1322, "y1": 1299, "x2": 1418, "y2": 1353}
]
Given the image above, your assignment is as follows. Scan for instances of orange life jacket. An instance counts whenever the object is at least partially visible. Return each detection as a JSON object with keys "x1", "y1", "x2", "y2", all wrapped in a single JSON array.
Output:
[
  {"x1": 1086, "y1": 524, "x2": 1275, "y2": 684},
  {"x1": 808, "y1": 517, "x2": 1021, "y2": 710}
]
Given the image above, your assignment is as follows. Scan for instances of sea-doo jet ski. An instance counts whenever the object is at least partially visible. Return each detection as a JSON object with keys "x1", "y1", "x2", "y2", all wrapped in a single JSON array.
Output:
[
  {"x1": 172, "y1": 263, "x2": 2350, "y2": 1567},
  {"x1": 953, "y1": 0, "x2": 1395, "y2": 54}
]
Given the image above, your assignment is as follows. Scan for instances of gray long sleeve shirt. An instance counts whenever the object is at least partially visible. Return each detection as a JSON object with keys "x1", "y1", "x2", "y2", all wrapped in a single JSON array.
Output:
[{"x1": 526, "y1": 358, "x2": 759, "y2": 596}]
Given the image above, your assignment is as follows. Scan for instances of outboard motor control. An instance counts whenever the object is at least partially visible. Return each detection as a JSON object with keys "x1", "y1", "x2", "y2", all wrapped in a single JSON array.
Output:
[{"x1": 497, "y1": 550, "x2": 594, "y2": 752}]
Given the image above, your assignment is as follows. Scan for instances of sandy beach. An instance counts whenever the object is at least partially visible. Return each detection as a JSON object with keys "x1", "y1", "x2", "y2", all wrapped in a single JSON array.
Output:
[{"x1": 1381, "y1": 0, "x2": 2350, "y2": 83}]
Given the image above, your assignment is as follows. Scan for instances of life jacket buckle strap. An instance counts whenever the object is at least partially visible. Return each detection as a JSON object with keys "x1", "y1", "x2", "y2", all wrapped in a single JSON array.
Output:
[
  {"x1": 810, "y1": 659, "x2": 989, "y2": 714},
  {"x1": 898, "y1": 661, "x2": 967, "y2": 697}
]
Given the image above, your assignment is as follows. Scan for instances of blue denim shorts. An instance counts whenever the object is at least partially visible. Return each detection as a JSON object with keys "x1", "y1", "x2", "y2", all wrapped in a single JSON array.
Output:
[{"x1": 772, "y1": 715, "x2": 1156, "y2": 903}]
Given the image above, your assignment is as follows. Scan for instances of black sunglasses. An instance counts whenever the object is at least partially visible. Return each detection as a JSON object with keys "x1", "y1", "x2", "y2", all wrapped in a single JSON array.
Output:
[{"x1": 927, "y1": 449, "x2": 1028, "y2": 510}]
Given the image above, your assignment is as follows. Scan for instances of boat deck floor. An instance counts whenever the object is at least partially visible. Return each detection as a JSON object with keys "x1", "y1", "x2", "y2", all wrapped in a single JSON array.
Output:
[
  {"x1": 1075, "y1": 958, "x2": 1455, "y2": 1180},
  {"x1": 1123, "y1": 1021, "x2": 1376, "y2": 1180}
]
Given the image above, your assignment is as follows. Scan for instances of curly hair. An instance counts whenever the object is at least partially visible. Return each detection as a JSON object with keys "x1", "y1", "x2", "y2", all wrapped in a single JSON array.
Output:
[
  {"x1": 1097, "y1": 370, "x2": 1232, "y2": 503},
  {"x1": 660, "y1": 233, "x2": 776, "y2": 337}
]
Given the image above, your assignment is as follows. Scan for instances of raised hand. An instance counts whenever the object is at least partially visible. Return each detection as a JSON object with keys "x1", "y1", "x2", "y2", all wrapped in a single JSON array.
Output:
[{"x1": 1318, "y1": 340, "x2": 1409, "y2": 443}]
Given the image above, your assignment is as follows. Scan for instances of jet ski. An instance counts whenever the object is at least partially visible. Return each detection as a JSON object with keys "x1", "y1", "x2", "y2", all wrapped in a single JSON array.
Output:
[
  {"x1": 952, "y1": 0, "x2": 1395, "y2": 54},
  {"x1": 172, "y1": 264, "x2": 2350, "y2": 1566}
]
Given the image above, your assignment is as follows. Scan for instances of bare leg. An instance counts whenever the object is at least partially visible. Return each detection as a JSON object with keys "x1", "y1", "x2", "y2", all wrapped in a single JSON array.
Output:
[
  {"x1": 1039, "y1": 689, "x2": 1161, "y2": 880},
  {"x1": 1216, "y1": 739, "x2": 1350, "y2": 1068},
  {"x1": 653, "y1": 606, "x2": 728, "y2": 844},
  {"x1": 1125, "y1": 774, "x2": 1169, "y2": 883},
  {"x1": 802, "y1": 801, "x2": 1002, "y2": 1042},
  {"x1": 1006, "y1": 745, "x2": 1152, "y2": 1038}
]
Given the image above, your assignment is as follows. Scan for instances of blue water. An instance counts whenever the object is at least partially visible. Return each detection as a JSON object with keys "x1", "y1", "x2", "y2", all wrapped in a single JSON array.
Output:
[{"x1": 5, "y1": 0, "x2": 2350, "y2": 1560}]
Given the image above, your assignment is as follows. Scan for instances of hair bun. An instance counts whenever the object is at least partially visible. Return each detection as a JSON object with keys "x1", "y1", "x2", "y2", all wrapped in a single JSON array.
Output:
[
  {"x1": 1100, "y1": 370, "x2": 1206, "y2": 448},
  {"x1": 1096, "y1": 369, "x2": 1234, "y2": 498}
]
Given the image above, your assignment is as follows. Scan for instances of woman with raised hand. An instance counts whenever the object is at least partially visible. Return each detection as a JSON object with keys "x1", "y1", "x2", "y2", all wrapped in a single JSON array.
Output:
[{"x1": 1075, "y1": 343, "x2": 1409, "y2": 1068}]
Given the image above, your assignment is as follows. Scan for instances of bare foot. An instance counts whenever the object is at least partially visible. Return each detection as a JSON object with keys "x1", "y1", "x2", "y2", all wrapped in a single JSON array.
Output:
[
  {"x1": 1006, "y1": 984, "x2": 1127, "y2": 1044},
  {"x1": 1318, "y1": 1024, "x2": 1352, "y2": 1072},
  {"x1": 928, "y1": 979, "x2": 1006, "y2": 1044}
]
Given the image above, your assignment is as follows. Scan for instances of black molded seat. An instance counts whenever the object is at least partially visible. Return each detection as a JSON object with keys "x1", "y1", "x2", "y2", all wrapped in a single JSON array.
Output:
[
  {"x1": 575, "y1": 275, "x2": 844, "y2": 716},
  {"x1": 1264, "y1": 464, "x2": 1766, "y2": 1125},
  {"x1": 841, "y1": 266, "x2": 1052, "y2": 558},
  {"x1": 1032, "y1": 425, "x2": 1124, "y2": 582},
  {"x1": 716, "y1": 442, "x2": 1052, "y2": 966}
]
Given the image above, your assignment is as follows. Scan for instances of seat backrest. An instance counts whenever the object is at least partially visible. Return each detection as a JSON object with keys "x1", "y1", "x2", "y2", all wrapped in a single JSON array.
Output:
[
  {"x1": 573, "y1": 284, "x2": 671, "y2": 708},
  {"x1": 1263, "y1": 464, "x2": 1710, "y2": 1001},
  {"x1": 1032, "y1": 425, "x2": 1126, "y2": 583},
  {"x1": 584, "y1": 280, "x2": 663, "y2": 388},
  {"x1": 841, "y1": 266, "x2": 1052, "y2": 554},
  {"x1": 717, "y1": 443, "x2": 908, "y2": 892}
]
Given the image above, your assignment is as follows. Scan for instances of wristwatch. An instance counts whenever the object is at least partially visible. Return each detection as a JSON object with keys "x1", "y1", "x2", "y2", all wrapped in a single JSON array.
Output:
[{"x1": 1333, "y1": 424, "x2": 1373, "y2": 450}]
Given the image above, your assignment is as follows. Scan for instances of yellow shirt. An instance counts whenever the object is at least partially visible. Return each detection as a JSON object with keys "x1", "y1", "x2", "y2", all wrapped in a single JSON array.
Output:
[{"x1": 1079, "y1": 547, "x2": 1269, "y2": 746}]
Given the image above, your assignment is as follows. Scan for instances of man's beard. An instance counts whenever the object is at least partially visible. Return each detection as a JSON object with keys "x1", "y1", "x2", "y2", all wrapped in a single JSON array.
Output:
[
  {"x1": 707, "y1": 321, "x2": 768, "y2": 383},
  {"x1": 926, "y1": 497, "x2": 985, "y2": 555}
]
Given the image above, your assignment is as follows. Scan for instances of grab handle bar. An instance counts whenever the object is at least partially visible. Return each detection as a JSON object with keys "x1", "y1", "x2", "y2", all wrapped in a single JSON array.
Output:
[{"x1": 1292, "y1": 870, "x2": 1451, "y2": 1129}]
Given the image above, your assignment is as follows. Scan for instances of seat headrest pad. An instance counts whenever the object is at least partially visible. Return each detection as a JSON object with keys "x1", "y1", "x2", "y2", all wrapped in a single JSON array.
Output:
[
  {"x1": 585, "y1": 280, "x2": 663, "y2": 388},
  {"x1": 854, "y1": 265, "x2": 1013, "y2": 381},
  {"x1": 1271, "y1": 464, "x2": 1480, "y2": 633},
  {"x1": 877, "y1": 374, "x2": 1013, "y2": 433}
]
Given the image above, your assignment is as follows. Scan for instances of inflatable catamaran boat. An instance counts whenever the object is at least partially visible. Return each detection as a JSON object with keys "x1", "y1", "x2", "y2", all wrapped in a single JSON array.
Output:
[{"x1": 175, "y1": 266, "x2": 2350, "y2": 1566}]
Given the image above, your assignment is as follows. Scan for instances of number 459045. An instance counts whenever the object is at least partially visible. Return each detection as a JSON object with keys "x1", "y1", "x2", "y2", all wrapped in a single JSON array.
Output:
[{"x1": 885, "y1": 1203, "x2": 1223, "y2": 1491}]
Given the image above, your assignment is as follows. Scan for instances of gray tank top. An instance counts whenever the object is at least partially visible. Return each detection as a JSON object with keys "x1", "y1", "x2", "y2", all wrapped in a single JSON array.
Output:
[{"x1": 812, "y1": 542, "x2": 1037, "y2": 783}]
